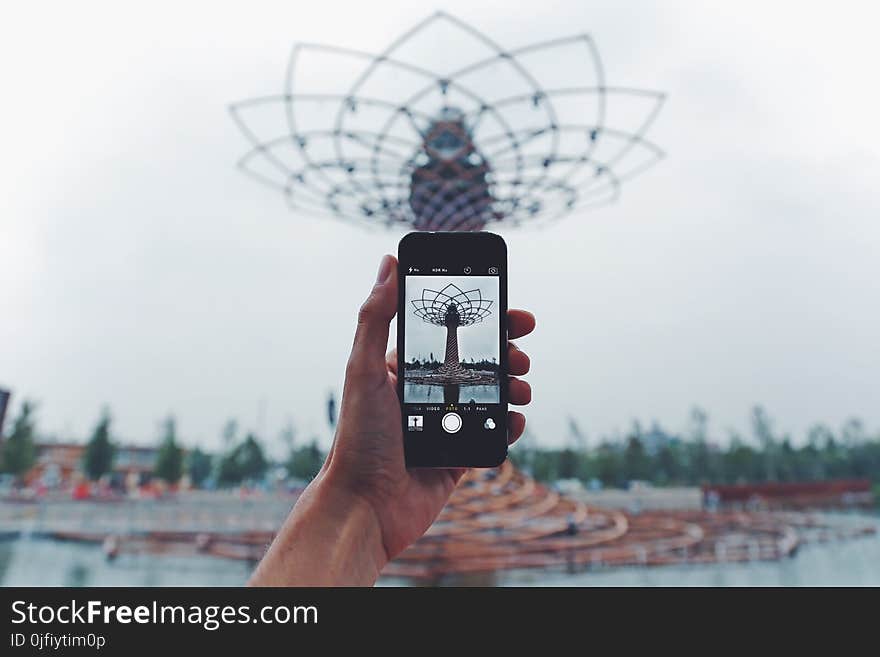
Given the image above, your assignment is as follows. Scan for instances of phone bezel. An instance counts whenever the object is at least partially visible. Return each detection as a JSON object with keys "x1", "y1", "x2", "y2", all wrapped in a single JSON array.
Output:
[{"x1": 397, "y1": 231, "x2": 509, "y2": 468}]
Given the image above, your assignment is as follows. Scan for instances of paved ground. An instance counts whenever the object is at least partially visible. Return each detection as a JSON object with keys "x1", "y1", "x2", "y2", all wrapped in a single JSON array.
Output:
[
  {"x1": 568, "y1": 486, "x2": 703, "y2": 511},
  {"x1": 0, "y1": 492, "x2": 297, "y2": 535}
]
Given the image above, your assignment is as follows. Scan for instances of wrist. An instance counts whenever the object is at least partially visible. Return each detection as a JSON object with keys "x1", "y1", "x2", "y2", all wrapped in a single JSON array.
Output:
[
  {"x1": 249, "y1": 471, "x2": 387, "y2": 586},
  {"x1": 310, "y1": 470, "x2": 389, "y2": 582}
]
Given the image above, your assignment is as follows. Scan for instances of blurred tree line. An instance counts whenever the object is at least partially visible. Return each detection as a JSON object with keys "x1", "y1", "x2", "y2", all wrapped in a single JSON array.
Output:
[
  {"x1": 0, "y1": 400, "x2": 328, "y2": 489},
  {"x1": 510, "y1": 406, "x2": 880, "y2": 489},
  {"x1": 0, "y1": 401, "x2": 37, "y2": 481},
  {"x1": 4, "y1": 400, "x2": 879, "y2": 491},
  {"x1": 403, "y1": 355, "x2": 499, "y2": 372}
]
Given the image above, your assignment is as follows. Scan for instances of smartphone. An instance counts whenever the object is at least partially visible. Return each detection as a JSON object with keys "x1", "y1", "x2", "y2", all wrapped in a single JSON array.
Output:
[{"x1": 397, "y1": 232, "x2": 508, "y2": 468}]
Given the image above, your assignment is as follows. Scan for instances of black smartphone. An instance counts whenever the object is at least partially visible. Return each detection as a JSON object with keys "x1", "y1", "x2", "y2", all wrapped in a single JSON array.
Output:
[{"x1": 397, "y1": 231, "x2": 508, "y2": 468}]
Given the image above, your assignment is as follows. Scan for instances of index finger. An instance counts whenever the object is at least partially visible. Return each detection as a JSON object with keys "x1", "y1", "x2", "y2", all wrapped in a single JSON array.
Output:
[
  {"x1": 508, "y1": 309, "x2": 535, "y2": 340},
  {"x1": 386, "y1": 348, "x2": 397, "y2": 375}
]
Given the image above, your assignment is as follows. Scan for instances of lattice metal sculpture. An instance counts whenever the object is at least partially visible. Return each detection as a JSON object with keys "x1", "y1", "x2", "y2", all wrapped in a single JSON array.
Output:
[
  {"x1": 229, "y1": 11, "x2": 665, "y2": 230},
  {"x1": 412, "y1": 283, "x2": 493, "y2": 381}
]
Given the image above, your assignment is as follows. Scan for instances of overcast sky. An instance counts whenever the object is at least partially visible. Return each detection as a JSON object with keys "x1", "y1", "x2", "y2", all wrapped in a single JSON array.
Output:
[{"x1": 2, "y1": 0, "x2": 878, "y2": 453}]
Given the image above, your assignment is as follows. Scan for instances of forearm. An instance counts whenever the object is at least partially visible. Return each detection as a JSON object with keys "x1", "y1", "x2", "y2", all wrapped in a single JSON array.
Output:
[{"x1": 248, "y1": 473, "x2": 387, "y2": 586}]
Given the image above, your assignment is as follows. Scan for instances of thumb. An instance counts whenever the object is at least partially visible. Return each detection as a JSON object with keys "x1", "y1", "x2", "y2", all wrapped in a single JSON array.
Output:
[{"x1": 346, "y1": 254, "x2": 398, "y2": 386}]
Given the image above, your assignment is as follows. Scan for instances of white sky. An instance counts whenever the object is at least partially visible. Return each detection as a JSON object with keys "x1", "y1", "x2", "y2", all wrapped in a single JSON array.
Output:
[{"x1": 1, "y1": 0, "x2": 879, "y2": 452}]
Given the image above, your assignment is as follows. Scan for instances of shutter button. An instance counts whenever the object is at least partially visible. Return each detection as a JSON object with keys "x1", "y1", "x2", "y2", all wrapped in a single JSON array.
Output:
[{"x1": 441, "y1": 412, "x2": 462, "y2": 434}]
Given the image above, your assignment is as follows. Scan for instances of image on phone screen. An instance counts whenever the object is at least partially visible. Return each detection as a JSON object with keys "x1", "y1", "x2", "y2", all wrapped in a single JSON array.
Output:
[{"x1": 403, "y1": 275, "x2": 500, "y2": 405}]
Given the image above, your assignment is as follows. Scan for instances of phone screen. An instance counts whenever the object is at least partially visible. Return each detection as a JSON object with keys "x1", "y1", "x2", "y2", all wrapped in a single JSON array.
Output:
[{"x1": 398, "y1": 232, "x2": 507, "y2": 467}]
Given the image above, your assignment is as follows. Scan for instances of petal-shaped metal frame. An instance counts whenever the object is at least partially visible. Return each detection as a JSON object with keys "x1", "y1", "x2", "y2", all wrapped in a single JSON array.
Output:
[
  {"x1": 229, "y1": 11, "x2": 666, "y2": 230},
  {"x1": 411, "y1": 283, "x2": 493, "y2": 327}
]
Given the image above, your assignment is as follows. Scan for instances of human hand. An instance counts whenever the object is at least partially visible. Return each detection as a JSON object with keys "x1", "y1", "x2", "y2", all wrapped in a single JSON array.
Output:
[{"x1": 249, "y1": 254, "x2": 535, "y2": 586}]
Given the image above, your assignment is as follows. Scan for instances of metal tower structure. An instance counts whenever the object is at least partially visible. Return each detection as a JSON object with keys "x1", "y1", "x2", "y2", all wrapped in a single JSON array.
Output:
[
  {"x1": 411, "y1": 283, "x2": 493, "y2": 381},
  {"x1": 229, "y1": 11, "x2": 665, "y2": 231}
]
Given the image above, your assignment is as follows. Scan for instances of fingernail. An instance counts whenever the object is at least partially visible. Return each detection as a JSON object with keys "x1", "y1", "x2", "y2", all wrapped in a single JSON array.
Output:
[{"x1": 375, "y1": 255, "x2": 393, "y2": 284}]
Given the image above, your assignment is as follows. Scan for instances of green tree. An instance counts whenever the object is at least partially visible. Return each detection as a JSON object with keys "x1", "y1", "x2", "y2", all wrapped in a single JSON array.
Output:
[
  {"x1": 752, "y1": 405, "x2": 780, "y2": 480},
  {"x1": 237, "y1": 434, "x2": 267, "y2": 481},
  {"x1": 654, "y1": 443, "x2": 679, "y2": 485},
  {"x1": 594, "y1": 442, "x2": 624, "y2": 487},
  {"x1": 82, "y1": 409, "x2": 116, "y2": 481},
  {"x1": 154, "y1": 417, "x2": 184, "y2": 484},
  {"x1": 186, "y1": 448, "x2": 212, "y2": 487},
  {"x1": 218, "y1": 433, "x2": 268, "y2": 485},
  {"x1": 688, "y1": 407, "x2": 721, "y2": 483},
  {"x1": 530, "y1": 450, "x2": 559, "y2": 482},
  {"x1": 722, "y1": 435, "x2": 759, "y2": 483},
  {"x1": 1, "y1": 400, "x2": 37, "y2": 482},
  {"x1": 286, "y1": 440, "x2": 325, "y2": 481},
  {"x1": 623, "y1": 435, "x2": 651, "y2": 483},
  {"x1": 557, "y1": 447, "x2": 579, "y2": 480}
]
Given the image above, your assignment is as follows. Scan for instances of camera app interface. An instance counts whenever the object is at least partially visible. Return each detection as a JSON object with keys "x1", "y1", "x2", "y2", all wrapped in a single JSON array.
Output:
[{"x1": 403, "y1": 265, "x2": 501, "y2": 439}]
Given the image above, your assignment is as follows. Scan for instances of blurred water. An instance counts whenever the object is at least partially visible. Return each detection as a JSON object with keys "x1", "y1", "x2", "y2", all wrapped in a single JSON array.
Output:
[
  {"x1": 0, "y1": 539, "x2": 251, "y2": 586},
  {"x1": 2, "y1": 523, "x2": 878, "y2": 586},
  {"x1": 405, "y1": 383, "x2": 499, "y2": 403},
  {"x1": 501, "y1": 524, "x2": 880, "y2": 587}
]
